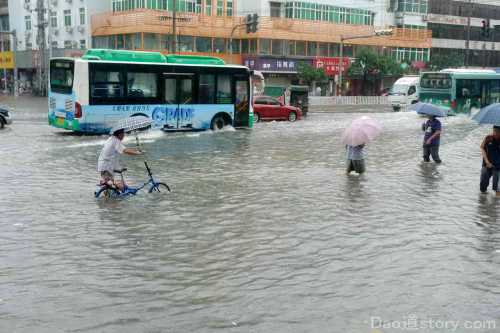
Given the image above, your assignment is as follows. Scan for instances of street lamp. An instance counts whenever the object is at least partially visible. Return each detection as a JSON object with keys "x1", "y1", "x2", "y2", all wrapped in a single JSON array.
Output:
[{"x1": 338, "y1": 29, "x2": 393, "y2": 96}]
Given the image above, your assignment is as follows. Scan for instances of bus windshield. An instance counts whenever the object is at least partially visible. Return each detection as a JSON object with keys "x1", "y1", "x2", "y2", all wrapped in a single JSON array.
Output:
[
  {"x1": 420, "y1": 73, "x2": 452, "y2": 89},
  {"x1": 50, "y1": 60, "x2": 74, "y2": 94}
]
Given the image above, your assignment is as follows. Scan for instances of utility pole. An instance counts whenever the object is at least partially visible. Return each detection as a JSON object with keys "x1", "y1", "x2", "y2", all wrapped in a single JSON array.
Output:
[
  {"x1": 35, "y1": 0, "x2": 48, "y2": 96},
  {"x1": 171, "y1": 0, "x2": 177, "y2": 54},
  {"x1": 465, "y1": 0, "x2": 472, "y2": 67},
  {"x1": 1, "y1": 33, "x2": 6, "y2": 94}
]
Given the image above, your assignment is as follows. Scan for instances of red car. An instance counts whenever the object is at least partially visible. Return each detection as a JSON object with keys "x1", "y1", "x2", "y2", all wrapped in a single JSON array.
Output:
[{"x1": 253, "y1": 96, "x2": 302, "y2": 122}]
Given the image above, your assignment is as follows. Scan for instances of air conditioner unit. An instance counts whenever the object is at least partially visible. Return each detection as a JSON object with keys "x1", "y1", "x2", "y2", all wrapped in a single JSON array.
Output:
[
  {"x1": 66, "y1": 26, "x2": 73, "y2": 33},
  {"x1": 77, "y1": 25, "x2": 85, "y2": 33},
  {"x1": 23, "y1": 3, "x2": 31, "y2": 10},
  {"x1": 53, "y1": 28, "x2": 59, "y2": 35},
  {"x1": 422, "y1": 14, "x2": 428, "y2": 22}
]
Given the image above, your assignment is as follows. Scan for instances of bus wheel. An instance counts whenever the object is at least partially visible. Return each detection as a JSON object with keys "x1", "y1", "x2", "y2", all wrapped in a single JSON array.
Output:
[{"x1": 211, "y1": 115, "x2": 226, "y2": 130}]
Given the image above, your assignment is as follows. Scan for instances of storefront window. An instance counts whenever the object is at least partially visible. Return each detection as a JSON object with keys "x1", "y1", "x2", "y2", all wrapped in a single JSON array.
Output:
[
  {"x1": 196, "y1": 37, "x2": 212, "y2": 52},
  {"x1": 178, "y1": 35, "x2": 195, "y2": 52},
  {"x1": 241, "y1": 39, "x2": 249, "y2": 54},
  {"x1": 259, "y1": 39, "x2": 271, "y2": 55},
  {"x1": 296, "y1": 41, "x2": 306, "y2": 56},
  {"x1": 287, "y1": 40, "x2": 295, "y2": 56},
  {"x1": 307, "y1": 41, "x2": 317, "y2": 57},
  {"x1": 213, "y1": 38, "x2": 226, "y2": 53},
  {"x1": 318, "y1": 43, "x2": 328, "y2": 57},
  {"x1": 272, "y1": 39, "x2": 283, "y2": 56},
  {"x1": 143, "y1": 33, "x2": 159, "y2": 50}
]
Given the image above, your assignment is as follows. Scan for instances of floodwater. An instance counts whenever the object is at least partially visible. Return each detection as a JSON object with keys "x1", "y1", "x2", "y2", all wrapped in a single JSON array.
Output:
[{"x1": 1, "y1": 97, "x2": 500, "y2": 333}]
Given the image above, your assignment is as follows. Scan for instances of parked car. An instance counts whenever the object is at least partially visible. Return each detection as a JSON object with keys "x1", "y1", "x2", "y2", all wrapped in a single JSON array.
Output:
[
  {"x1": 253, "y1": 96, "x2": 302, "y2": 122},
  {"x1": 0, "y1": 107, "x2": 12, "y2": 129}
]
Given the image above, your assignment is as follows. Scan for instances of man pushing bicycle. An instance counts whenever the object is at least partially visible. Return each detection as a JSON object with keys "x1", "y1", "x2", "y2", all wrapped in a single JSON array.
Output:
[{"x1": 97, "y1": 128, "x2": 142, "y2": 191}]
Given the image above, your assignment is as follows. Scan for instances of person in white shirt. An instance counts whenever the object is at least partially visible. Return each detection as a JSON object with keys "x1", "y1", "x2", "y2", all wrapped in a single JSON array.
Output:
[{"x1": 97, "y1": 129, "x2": 142, "y2": 191}]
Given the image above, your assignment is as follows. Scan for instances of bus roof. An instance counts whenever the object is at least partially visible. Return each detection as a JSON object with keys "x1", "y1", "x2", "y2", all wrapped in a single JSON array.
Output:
[
  {"x1": 422, "y1": 70, "x2": 500, "y2": 80},
  {"x1": 80, "y1": 49, "x2": 227, "y2": 66},
  {"x1": 440, "y1": 68, "x2": 497, "y2": 74},
  {"x1": 51, "y1": 50, "x2": 249, "y2": 70}
]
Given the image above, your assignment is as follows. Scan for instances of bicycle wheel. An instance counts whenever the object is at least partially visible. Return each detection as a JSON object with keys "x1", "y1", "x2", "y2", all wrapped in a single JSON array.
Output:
[
  {"x1": 149, "y1": 182, "x2": 171, "y2": 193},
  {"x1": 95, "y1": 186, "x2": 121, "y2": 198}
]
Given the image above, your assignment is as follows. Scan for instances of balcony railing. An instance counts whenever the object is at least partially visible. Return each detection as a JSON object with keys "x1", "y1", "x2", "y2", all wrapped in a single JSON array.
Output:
[{"x1": 91, "y1": 9, "x2": 432, "y2": 49}]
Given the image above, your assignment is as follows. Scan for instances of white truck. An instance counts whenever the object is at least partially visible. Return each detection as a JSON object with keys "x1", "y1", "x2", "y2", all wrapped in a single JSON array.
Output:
[{"x1": 388, "y1": 76, "x2": 420, "y2": 111}]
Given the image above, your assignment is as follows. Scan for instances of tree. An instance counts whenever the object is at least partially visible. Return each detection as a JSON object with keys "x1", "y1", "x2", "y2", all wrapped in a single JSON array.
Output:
[
  {"x1": 428, "y1": 52, "x2": 464, "y2": 71},
  {"x1": 347, "y1": 48, "x2": 404, "y2": 95},
  {"x1": 296, "y1": 62, "x2": 329, "y2": 87}
]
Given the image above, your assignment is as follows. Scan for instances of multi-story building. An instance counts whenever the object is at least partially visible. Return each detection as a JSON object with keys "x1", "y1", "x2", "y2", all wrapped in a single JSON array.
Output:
[
  {"x1": 427, "y1": 0, "x2": 500, "y2": 67},
  {"x1": 91, "y1": 0, "x2": 432, "y2": 95},
  {"x1": 9, "y1": 0, "x2": 109, "y2": 52}
]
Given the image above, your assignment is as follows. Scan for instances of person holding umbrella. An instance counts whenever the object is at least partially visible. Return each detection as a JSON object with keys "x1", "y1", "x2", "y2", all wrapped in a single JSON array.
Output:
[
  {"x1": 422, "y1": 115, "x2": 442, "y2": 163},
  {"x1": 472, "y1": 104, "x2": 500, "y2": 195},
  {"x1": 479, "y1": 126, "x2": 500, "y2": 195},
  {"x1": 410, "y1": 103, "x2": 447, "y2": 164},
  {"x1": 342, "y1": 116, "x2": 382, "y2": 175},
  {"x1": 97, "y1": 117, "x2": 151, "y2": 191}
]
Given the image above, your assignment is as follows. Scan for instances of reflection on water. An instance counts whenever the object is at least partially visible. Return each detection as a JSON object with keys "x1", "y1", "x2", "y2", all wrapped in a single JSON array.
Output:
[{"x1": 2, "y1": 97, "x2": 500, "y2": 332}]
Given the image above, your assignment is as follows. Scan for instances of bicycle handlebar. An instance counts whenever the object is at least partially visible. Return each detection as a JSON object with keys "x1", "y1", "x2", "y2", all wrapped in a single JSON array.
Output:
[{"x1": 144, "y1": 161, "x2": 153, "y2": 177}]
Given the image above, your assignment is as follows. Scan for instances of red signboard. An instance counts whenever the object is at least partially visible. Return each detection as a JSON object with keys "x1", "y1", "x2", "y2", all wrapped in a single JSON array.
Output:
[{"x1": 313, "y1": 57, "x2": 350, "y2": 76}]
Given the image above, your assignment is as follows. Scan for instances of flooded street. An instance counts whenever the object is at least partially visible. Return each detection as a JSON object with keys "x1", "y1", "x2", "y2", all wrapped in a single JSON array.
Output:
[{"x1": 2, "y1": 97, "x2": 500, "y2": 332}]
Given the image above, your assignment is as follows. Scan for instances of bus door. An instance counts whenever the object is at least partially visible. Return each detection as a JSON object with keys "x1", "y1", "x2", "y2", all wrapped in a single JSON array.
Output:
[
  {"x1": 234, "y1": 75, "x2": 250, "y2": 127},
  {"x1": 163, "y1": 73, "x2": 194, "y2": 130}
]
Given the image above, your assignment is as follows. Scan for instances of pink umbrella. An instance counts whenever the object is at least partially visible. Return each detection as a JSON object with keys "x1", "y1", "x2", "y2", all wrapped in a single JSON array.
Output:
[{"x1": 341, "y1": 116, "x2": 383, "y2": 146}]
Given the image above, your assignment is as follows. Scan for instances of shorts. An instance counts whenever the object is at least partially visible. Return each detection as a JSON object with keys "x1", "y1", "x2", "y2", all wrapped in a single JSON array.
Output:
[{"x1": 347, "y1": 159, "x2": 366, "y2": 174}]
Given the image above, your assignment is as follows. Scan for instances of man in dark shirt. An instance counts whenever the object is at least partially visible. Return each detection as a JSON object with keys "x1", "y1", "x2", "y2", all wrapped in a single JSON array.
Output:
[
  {"x1": 480, "y1": 126, "x2": 500, "y2": 194},
  {"x1": 422, "y1": 115, "x2": 442, "y2": 163}
]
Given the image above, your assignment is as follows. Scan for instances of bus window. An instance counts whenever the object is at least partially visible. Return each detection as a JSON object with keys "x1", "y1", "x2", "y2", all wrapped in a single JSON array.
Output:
[
  {"x1": 50, "y1": 60, "x2": 74, "y2": 94},
  {"x1": 179, "y1": 78, "x2": 193, "y2": 104},
  {"x1": 217, "y1": 75, "x2": 232, "y2": 104},
  {"x1": 127, "y1": 72, "x2": 158, "y2": 98},
  {"x1": 164, "y1": 78, "x2": 177, "y2": 104},
  {"x1": 491, "y1": 80, "x2": 500, "y2": 103},
  {"x1": 92, "y1": 70, "x2": 124, "y2": 98},
  {"x1": 199, "y1": 74, "x2": 215, "y2": 104}
]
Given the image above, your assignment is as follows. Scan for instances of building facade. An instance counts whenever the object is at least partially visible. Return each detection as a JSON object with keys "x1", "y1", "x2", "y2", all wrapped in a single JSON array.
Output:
[
  {"x1": 9, "y1": 0, "x2": 109, "y2": 52},
  {"x1": 427, "y1": 0, "x2": 500, "y2": 68},
  {"x1": 8, "y1": 0, "x2": 109, "y2": 93},
  {"x1": 91, "y1": 0, "x2": 432, "y2": 95}
]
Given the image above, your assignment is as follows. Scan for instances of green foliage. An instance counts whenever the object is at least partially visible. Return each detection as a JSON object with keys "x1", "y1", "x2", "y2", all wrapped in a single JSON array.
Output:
[
  {"x1": 347, "y1": 48, "x2": 404, "y2": 94},
  {"x1": 297, "y1": 62, "x2": 329, "y2": 86},
  {"x1": 428, "y1": 52, "x2": 465, "y2": 71},
  {"x1": 347, "y1": 48, "x2": 403, "y2": 80}
]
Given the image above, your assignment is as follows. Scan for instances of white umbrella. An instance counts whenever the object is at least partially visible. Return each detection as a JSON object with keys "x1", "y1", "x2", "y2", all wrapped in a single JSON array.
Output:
[{"x1": 110, "y1": 115, "x2": 152, "y2": 134}]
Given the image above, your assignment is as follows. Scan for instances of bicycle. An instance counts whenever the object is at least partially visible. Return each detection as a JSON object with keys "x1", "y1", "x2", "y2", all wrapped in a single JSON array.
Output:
[{"x1": 95, "y1": 161, "x2": 171, "y2": 198}]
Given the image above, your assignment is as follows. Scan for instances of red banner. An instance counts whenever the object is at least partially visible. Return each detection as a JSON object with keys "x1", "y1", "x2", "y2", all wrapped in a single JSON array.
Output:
[{"x1": 313, "y1": 57, "x2": 350, "y2": 76}]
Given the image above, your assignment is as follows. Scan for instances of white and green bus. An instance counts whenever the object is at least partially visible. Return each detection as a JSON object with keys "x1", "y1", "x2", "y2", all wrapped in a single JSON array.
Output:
[
  {"x1": 48, "y1": 49, "x2": 253, "y2": 134},
  {"x1": 419, "y1": 69, "x2": 500, "y2": 114}
]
